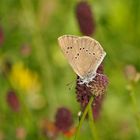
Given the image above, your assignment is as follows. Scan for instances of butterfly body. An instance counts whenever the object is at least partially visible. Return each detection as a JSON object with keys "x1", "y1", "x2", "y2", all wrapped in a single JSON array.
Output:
[{"x1": 58, "y1": 35, "x2": 106, "y2": 84}]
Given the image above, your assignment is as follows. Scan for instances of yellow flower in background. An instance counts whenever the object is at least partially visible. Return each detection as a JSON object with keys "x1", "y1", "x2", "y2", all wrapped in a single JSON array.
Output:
[{"x1": 9, "y1": 62, "x2": 41, "y2": 94}]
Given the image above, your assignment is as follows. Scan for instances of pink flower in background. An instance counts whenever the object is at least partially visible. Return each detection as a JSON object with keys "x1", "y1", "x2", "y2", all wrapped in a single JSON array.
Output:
[
  {"x1": 39, "y1": 119, "x2": 58, "y2": 140},
  {"x1": 20, "y1": 44, "x2": 31, "y2": 57},
  {"x1": 16, "y1": 127, "x2": 27, "y2": 140}
]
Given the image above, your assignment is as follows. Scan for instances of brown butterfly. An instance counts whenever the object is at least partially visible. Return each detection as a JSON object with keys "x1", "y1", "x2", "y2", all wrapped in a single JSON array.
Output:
[{"x1": 58, "y1": 35, "x2": 106, "y2": 84}]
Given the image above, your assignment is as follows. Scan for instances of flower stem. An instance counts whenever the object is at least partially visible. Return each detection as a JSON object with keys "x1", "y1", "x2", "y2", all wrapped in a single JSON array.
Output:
[
  {"x1": 74, "y1": 96, "x2": 94, "y2": 140},
  {"x1": 88, "y1": 101, "x2": 99, "y2": 140},
  {"x1": 129, "y1": 86, "x2": 140, "y2": 134}
]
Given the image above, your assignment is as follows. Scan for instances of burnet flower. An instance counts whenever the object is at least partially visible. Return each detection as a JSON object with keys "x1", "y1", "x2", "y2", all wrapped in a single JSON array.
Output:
[
  {"x1": 6, "y1": 90, "x2": 20, "y2": 112},
  {"x1": 0, "y1": 26, "x2": 4, "y2": 46},
  {"x1": 55, "y1": 107, "x2": 73, "y2": 133},
  {"x1": 75, "y1": 1, "x2": 95, "y2": 36},
  {"x1": 39, "y1": 107, "x2": 75, "y2": 140},
  {"x1": 75, "y1": 1, "x2": 108, "y2": 120}
]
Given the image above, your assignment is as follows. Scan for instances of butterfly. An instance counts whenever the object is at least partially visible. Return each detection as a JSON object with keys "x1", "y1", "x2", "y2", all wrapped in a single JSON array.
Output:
[{"x1": 58, "y1": 35, "x2": 106, "y2": 84}]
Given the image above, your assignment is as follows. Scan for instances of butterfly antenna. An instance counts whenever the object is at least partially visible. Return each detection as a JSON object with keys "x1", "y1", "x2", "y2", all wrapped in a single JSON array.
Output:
[{"x1": 66, "y1": 80, "x2": 75, "y2": 91}]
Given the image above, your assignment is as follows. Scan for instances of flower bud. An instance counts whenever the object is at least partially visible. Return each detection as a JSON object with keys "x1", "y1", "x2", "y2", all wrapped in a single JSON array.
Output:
[
  {"x1": 55, "y1": 107, "x2": 73, "y2": 133},
  {"x1": 75, "y1": 1, "x2": 95, "y2": 36},
  {"x1": 92, "y1": 95, "x2": 104, "y2": 120},
  {"x1": 0, "y1": 27, "x2": 4, "y2": 46},
  {"x1": 124, "y1": 65, "x2": 138, "y2": 82},
  {"x1": 6, "y1": 90, "x2": 20, "y2": 112}
]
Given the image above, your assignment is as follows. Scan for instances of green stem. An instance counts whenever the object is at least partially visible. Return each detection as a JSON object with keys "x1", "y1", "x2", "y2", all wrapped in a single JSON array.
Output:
[
  {"x1": 129, "y1": 87, "x2": 140, "y2": 133},
  {"x1": 88, "y1": 102, "x2": 99, "y2": 140},
  {"x1": 74, "y1": 96, "x2": 94, "y2": 140}
]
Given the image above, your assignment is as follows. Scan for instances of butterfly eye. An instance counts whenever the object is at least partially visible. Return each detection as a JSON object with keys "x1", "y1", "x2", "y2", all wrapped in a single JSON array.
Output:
[{"x1": 80, "y1": 48, "x2": 82, "y2": 50}]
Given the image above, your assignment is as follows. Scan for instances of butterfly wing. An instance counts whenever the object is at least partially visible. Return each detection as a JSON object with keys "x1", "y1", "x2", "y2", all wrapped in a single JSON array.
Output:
[
  {"x1": 76, "y1": 36, "x2": 106, "y2": 78},
  {"x1": 58, "y1": 35, "x2": 82, "y2": 77},
  {"x1": 58, "y1": 35, "x2": 106, "y2": 79}
]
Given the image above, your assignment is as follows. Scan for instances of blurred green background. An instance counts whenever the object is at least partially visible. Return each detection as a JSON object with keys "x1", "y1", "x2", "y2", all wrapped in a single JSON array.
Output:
[{"x1": 0, "y1": 0, "x2": 140, "y2": 140}]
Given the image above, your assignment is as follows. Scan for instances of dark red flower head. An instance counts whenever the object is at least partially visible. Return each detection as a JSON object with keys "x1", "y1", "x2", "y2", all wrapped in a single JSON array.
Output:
[
  {"x1": 6, "y1": 90, "x2": 20, "y2": 112},
  {"x1": 0, "y1": 27, "x2": 4, "y2": 46},
  {"x1": 76, "y1": 78, "x2": 92, "y2": 108},
  {"x1": 97, "y1": 63, "x2": 104, "y2": 74},
  {"x1": 75, "y1": 1, "x2": 95, "y2": 36},
  {"x1": 55, "y1": 107, "x2": 73, "y2": 133},
  {"x1": 92, "y1": 95, "x2": 104, "y2": 120},
  {"x1": 76, "y1": 73, "x2": 108, "y2": 100},
  {"x1": 76, "y1": 73, "x2": 108, "y2": 120},
  {"x1": 89, "y1": 73, "x2": 108, "y2": 96}
]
